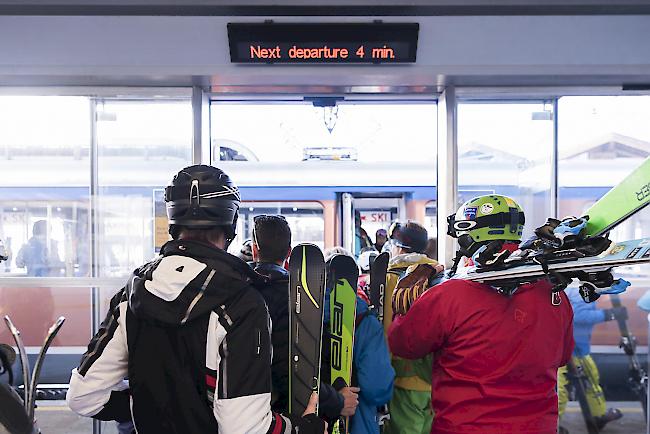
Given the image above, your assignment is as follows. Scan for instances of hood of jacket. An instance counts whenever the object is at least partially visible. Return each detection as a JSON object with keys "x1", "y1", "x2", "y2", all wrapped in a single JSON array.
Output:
[
  {"x1": 127, "y1": 239, "x2": 266, "y2": 326},
  {"x1": 388, "y1": 252, "x2": 438, "y2": 271}
]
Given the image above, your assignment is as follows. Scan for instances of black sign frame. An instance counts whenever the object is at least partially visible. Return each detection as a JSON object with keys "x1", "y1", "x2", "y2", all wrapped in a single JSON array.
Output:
[{"x1": 227, "y1": 22, "x2": 419, "y2": 64}]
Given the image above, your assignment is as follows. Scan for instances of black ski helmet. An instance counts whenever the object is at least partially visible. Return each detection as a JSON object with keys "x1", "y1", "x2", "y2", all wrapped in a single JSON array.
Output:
[{"x1": 165, "y1": 165, "x2": 241, "y2": 241}]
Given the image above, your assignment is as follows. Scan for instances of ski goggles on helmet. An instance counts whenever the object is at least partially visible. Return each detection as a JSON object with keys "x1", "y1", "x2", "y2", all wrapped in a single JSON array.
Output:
[
  {"x1": 394, "y1": 224, "x2": 428, "y2": 253},
  {"x1": 447, "y1": 208, "x2": 525, "y2": 238},
  {"x1": 388, "y1": 221, "x2": 402, "y2": 239}
]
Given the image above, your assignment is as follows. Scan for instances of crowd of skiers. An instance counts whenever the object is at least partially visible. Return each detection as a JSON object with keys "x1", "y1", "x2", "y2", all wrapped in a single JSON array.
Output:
[{"x1": 61, "y1": 164, "x2": 627, "y2": 434}]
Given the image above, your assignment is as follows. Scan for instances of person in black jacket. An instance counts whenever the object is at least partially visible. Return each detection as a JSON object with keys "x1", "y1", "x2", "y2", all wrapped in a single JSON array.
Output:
[
  {"x1": 251, "y1": 214, "x2": 292, "y2": 413},
  {"x1": 67, "y1": 165, "x2": 325, "y2": 434},
  {"x1": 252, "y1": 215, "x2": 359, "y2": 421}
]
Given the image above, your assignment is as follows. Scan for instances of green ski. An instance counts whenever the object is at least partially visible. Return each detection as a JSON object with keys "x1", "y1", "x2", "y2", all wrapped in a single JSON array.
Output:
[
  {"x1": 328, "y1": 254, "x2": 359, "y2": 434},
  {"x1": 585, "y1": 157, "x2": 650, "y2": 236}
]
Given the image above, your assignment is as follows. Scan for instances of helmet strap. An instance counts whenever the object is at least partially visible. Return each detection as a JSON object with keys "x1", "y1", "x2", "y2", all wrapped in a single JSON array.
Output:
[
  {"x1": 449, "y1": 235, "x2": 476, "y2": 276},
  {"x1": 448, "y1": 250, "x2": 466, "y2": 277},
  {"x1": 224, "y1": 224, "x2": 237, "y2": 250},
  {"x1": 169, "y1": 224, "x2": 181, "y2": 240},
  {"x1": 508, "y1": 206, "x2": 519, "y2": 234}
]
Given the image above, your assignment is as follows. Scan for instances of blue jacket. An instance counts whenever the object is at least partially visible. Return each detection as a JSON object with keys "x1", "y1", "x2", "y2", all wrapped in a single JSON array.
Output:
[
  {"x1": 565, "y1": 286, "x2": 606, "y2": 356},
  {"x1": 324, "y1": 290, "x2": 395, "y2": 434}
]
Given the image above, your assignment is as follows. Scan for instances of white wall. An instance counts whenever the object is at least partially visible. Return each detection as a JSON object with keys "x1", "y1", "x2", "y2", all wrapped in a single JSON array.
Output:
[{"x1": 0, "y1": 15, "x2": 649, "y2": 86}]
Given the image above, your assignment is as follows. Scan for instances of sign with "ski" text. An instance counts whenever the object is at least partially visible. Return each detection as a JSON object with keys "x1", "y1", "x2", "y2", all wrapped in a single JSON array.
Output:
[{"x1": 360, "y1": 211, "x2": 391, "y2": 224}]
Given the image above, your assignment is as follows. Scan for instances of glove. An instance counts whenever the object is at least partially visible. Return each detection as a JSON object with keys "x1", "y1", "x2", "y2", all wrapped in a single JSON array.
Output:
[
  {"x1": 534, "y1": 217, "x2": 561, "y2": 241},
  {"x1": 392, "y1": 263, "x2": 442, "y2": 315},
  {"x1": 293, "y1": 413, "x2": 326, "y2": 434},
  {"x1": 524, "y1": 216, "x2": 588, "y2": 250},
  {"x1": 604, "y1": 306, "x2": 628, "y2": 322},
  {"x1": 290, "y1": 392, "x2": 327, "y2": 434},
  {"x1": 472, "y1": 241, "x2": 511, "y2": 268},
  {"x1": 553, "y1": 216, "x2": 588, "y2": 245},
  {"x1": 597, "y1": 278, "x2": 630, "y2": 295}
]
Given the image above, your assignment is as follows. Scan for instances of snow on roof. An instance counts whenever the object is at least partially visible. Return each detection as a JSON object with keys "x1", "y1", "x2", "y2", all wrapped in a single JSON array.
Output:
[{"x1": 560, "y1": 132, "x2": 650, "y2": 160}]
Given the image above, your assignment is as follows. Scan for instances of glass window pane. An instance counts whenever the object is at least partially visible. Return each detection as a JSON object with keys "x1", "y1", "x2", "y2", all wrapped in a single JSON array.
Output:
[
  {"x1": 425, "y1": 201, "x2": 437, "y2": 239},
  {"x1": 0, "y1": 96, "x2": 94, "y2": 413},
  {"x1": 0, "y1": 286, "x2": 91, "y2": 346},
  {"x1": 0, "y1": 96, "x2": 91, "y2": 277},
  {"x1": 228, "y1": 202, "x2": 325, "y2": 254},
  {"x1": 458, "y1": 101, "x2": 554, "y2": 239},
  {"x1": 212, "y1": 103, "x2": 436, "y2": 163},
  {"x1": 211, "y1": 101, "x2": 437, "y2": 254},
  {"x1": 0, "y1": 286, "x2": 92, "y2": 392},
  {"x1": 559, "y1": 95, "x2": 650, "y2": 347},
  {"x1": 96, "y1": 100, "x2": 193, "y2": 277}
]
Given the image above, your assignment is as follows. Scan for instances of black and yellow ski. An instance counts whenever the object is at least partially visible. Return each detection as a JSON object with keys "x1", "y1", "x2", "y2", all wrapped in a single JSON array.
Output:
[
  {"x1": 288, "y1": 244, "x2": 326, "y2": 416},
  {"x1": 369, "y1": 252, "x2": 389, "y2": 323}
]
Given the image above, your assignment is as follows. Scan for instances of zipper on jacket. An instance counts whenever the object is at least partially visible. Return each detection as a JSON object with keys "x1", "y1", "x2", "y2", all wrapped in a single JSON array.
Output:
[{"x1": 256, "y1": 328, "x2": 261, "y2": 355}]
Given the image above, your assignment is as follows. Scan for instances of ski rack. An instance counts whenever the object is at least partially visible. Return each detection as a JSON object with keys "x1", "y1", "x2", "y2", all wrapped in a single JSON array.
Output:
[{"x1": 4, "y1": 315, "x2": 66, "y2": 426}]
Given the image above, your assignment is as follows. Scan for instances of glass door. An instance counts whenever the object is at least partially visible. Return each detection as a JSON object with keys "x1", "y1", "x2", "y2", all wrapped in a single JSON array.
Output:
[{"x1": 210, "y1": 97, "x2": 438, "y2": 254}]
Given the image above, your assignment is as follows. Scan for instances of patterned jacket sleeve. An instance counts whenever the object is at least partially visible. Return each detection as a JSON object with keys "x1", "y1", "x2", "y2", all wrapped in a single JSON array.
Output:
[{"x1": 67, "y1": 288, "x2": 132, "y2": 423}]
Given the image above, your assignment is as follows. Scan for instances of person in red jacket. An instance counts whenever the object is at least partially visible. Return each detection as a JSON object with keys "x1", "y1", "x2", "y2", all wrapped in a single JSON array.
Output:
[{"x1": 388, "y1": 195, "x2": 575, "y2": 434}]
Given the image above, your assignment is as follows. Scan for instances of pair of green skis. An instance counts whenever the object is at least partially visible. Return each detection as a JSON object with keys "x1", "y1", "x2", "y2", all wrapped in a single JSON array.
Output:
[
  {"x1": 288, "y1": 246, "x2": 390, "y2": 433},
  {"x1": 287, "y1": 246, "x2": 358, "y2": 433}
]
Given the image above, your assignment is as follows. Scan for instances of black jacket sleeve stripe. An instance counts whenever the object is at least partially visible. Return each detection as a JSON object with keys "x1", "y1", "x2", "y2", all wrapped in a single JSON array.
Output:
[{"x1": 78, "y1": 288, "x2": 127, "y2": 376}]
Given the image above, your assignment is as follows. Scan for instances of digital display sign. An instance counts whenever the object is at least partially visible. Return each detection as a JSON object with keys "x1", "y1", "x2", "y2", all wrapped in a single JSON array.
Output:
[{"x1": 227, "y1": 23, "x2": 419, "y2": 64}]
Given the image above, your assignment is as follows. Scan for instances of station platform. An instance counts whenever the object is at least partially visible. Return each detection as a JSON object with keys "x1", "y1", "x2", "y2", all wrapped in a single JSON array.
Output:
[
  {"x1": 33, "y1": 400, "x2": 647, "y2": 434},
  {"x1": 561, "y1": 401, "x2": 646, "y2": 434}
]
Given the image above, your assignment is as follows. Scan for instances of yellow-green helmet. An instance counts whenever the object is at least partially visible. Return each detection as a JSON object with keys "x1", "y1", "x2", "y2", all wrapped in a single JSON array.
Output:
[{"x1": 447, "y1": 195, "x2": 525, "y2": 252}]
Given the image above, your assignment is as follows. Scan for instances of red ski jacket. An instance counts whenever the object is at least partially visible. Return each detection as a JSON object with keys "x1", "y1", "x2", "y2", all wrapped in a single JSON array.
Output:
[{"x1": 388, "y1": 278, "x2": 574, "y2": 434}]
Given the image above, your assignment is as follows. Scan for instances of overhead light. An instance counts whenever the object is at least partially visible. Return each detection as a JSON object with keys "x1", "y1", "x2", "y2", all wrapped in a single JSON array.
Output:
[
  {"x1": 532, "y1": 111, "x2": 553, "y2": 121},
  {"x1": 96, "y1": 111, "x2": 117, "y2": 122}
]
